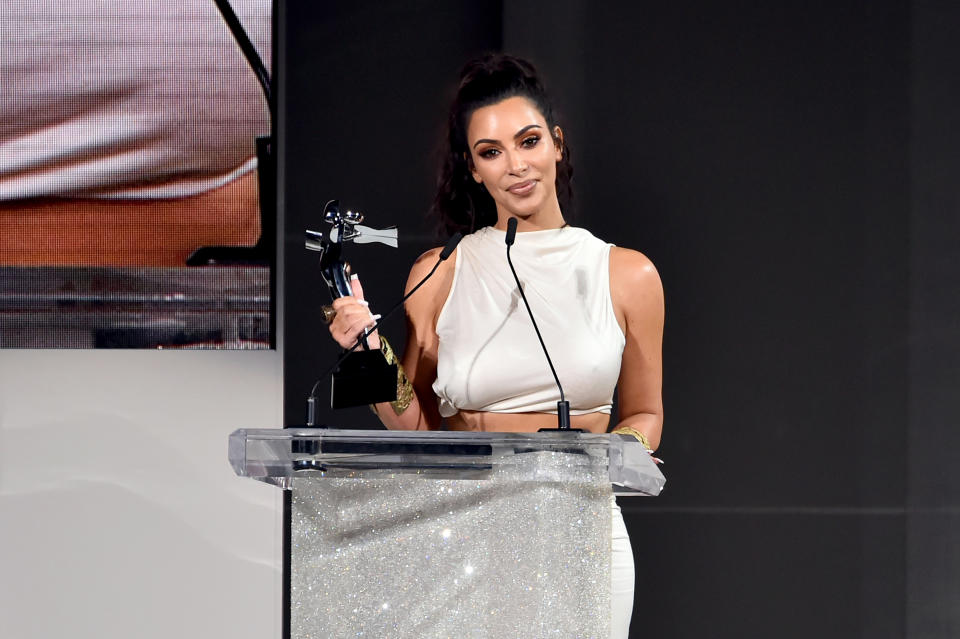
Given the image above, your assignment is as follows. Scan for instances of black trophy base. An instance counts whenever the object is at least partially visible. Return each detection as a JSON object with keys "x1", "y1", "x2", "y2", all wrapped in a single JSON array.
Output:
[{"x1": 330, "y1": 349, "x2": 398, "y2": 409}]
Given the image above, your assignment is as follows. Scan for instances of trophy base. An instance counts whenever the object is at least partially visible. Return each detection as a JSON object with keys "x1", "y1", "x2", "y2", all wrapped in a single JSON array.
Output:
[{"x1": 330, "y1": 349, "x2": 398, "y2": 409}]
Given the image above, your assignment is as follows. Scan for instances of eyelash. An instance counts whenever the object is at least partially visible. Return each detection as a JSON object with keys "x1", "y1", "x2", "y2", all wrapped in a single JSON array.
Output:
[{"x1": 477, "y1": 136, "x2": 540, "y2": 159}]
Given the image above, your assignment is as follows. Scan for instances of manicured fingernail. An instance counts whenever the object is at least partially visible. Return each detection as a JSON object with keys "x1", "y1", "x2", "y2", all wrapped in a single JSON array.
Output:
[
  {"x1": 350, "y1": 273, "x2": 359, "y2": 281},
  {"x1": 370, "y1": 314, "x2": 382, "y2": 321},
  {"x1": 358, "y1": 300, "x2": 369, "y2": 306}
]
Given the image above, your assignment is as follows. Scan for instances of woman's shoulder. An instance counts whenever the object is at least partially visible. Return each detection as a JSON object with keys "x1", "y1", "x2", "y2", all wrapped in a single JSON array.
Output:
[
  {"x1": 404, "y1": 244, "x2": 458, "y2": 319},
  {"x1": 609, "y1": 245, "x2": 657, "y2": 272},
  {"x1": 410, "y1": 245, "x2": 446, "y2": 270},
  {"x1": 609, "y1": 246, "x2": 663, "y2": 302},
  {"x1": 407, "y1": 227, "x2": 491, "y2": 284}
]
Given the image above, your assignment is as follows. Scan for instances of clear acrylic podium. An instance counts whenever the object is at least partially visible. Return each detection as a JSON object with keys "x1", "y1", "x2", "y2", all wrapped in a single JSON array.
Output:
[{"x1": 230, "y1": 428, "x2": 665, "y2": 639}]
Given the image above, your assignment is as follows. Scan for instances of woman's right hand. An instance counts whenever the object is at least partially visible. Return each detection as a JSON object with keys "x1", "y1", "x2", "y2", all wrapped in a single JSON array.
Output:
[{"x1": 327, "y1": 274, "x2": 381, "y2": 350}]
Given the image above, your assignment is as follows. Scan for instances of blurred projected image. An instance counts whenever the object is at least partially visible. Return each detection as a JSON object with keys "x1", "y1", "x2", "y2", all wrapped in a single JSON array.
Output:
[{"x1": 0, "y1": 0, "x2": 272, "y2": 348}]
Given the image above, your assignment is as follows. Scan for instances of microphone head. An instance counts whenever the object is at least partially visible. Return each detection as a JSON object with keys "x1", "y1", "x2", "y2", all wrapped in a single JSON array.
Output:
[
  {"x1": 505, "y1": 217, "x2": 518, "y2": 246},
  {"x1": 439, "y1": 232, "x2": 463, "y2": 261}
]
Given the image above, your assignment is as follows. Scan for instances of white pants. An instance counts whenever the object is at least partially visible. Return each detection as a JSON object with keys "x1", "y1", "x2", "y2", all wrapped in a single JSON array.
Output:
[{"x1": 611, "y1": 497, "x2": 635, "y2": 639}]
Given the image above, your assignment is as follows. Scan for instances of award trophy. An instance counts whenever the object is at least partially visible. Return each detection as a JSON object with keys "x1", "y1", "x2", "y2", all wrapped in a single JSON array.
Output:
[{"x1": 305, "y1": 199, "x2": 399, "y2": 409}]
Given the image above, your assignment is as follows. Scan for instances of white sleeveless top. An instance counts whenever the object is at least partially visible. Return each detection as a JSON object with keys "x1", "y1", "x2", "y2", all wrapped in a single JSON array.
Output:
[{"x1": 432, "y1": 225, "x2": 625, "y2": 417}]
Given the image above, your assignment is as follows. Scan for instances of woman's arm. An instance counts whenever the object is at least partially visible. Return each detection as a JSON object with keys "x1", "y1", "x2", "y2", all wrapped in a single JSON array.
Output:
[
  {"x1": 388, "y1": 247, "x2": 454, "y2": 429},
  {"x1": 328, "y1": 247, "x2": 453, "y2": 430},
  {"x1": 609, "y1": 247, "x2": 665, "y2": 450}
]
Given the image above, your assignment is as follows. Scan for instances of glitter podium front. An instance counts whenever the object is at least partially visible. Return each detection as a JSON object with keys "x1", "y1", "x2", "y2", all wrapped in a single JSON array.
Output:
[{"x1": 230, "y1": 429, "x2": 665, "y2": 639}]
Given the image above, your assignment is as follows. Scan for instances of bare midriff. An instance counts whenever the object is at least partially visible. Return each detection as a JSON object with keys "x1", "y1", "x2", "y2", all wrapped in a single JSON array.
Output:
[
  {"x1": 445, "y1": 409, "x2": 611, "y2": 433},
  {"x1": 0, "y1": 171, "x2": 261, "y2": 266}
]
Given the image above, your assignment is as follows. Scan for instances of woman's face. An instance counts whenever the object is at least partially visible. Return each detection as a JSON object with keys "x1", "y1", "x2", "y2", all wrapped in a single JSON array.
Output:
[{"x1": 466, "y1": 96, "x2": 563, "y2": 222}]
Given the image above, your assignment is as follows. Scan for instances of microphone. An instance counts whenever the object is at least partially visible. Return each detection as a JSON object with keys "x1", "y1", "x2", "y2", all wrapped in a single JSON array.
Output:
[
  {"x1": 504, "y1": 218, "x2": 573, "y2": 430},
  {"x1": 438, "y1": 232, "x2": 462, "y2": 260},
  {"x1": 306, "y1": 232, "x2": 463, "y2": 423}
]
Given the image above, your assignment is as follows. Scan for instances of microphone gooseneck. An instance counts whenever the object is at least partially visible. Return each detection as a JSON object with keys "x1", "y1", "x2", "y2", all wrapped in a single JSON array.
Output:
[
  {"x1": 503, "y1": 218, "x2": 572, "y2": 430},
  {"x1": 306, "y1": 232, "x2": 463, "y2": 423}
]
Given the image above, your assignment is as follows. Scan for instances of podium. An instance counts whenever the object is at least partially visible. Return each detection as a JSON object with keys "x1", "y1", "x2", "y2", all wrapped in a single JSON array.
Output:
[{"x1": 230, "y1": 428, "x2": 665, "y2": 639}]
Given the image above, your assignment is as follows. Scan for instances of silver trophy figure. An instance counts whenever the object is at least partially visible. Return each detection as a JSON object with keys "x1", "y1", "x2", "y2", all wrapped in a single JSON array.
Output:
[{"x1": 305, "y1": 199, "x2": 400, "y2": 409}]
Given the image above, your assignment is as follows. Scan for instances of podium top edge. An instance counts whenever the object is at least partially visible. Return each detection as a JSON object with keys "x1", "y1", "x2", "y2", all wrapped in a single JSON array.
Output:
[
  {"x1": 227, "y1": 428, "x2": 666, "y2": 496},
  {"x1": 231, "y1": 428, "x2": 616, "y2": 444}
]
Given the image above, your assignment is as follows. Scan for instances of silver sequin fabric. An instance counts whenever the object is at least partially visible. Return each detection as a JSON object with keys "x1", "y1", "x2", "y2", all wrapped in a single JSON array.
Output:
[{"x1": 291, "y1": 451, "x2": 612, "y2": 638}]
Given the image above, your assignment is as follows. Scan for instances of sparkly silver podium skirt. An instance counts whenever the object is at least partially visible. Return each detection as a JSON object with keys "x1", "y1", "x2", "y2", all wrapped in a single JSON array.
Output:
[{"x1": 290, "y1": 451, "x2": 613, "y2": 638}]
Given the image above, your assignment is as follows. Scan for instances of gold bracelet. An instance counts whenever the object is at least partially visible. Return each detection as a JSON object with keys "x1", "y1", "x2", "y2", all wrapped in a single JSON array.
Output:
[
  {"x1": 611, "y1": 426, "x2": 653, "y2": 452},
  {"x1": 378, "y1": 336, "x2": 414, "y2": 416}
]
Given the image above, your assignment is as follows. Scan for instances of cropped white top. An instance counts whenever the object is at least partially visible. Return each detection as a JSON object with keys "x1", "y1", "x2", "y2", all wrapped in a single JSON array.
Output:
[{"x1": 432, "y1": 225, "x2": 625, "y2": 417}]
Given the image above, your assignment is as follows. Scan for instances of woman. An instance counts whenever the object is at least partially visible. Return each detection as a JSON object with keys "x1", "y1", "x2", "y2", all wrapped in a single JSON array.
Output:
[{"x1": 328, "y1": 54, "x2": 663, "y2": 638}]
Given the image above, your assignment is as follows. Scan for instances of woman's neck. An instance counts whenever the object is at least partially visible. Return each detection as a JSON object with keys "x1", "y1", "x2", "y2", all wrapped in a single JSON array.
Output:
[{"x1": 493, "y1": 202, "x2": 565, "y2": 232}]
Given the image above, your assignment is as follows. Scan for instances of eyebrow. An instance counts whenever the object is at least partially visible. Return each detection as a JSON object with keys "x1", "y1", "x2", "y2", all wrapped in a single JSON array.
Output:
[{"x1": 472, "y1": 124, "x2": 543, "y2": 149}]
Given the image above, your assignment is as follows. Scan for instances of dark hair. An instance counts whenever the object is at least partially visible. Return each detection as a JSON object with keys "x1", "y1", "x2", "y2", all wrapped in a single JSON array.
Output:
[{"x1": 430, "y1": 54, "x2": 573, "y2": 239}]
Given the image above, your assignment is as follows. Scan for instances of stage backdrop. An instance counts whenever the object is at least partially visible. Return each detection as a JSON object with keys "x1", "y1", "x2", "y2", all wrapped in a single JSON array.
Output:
[
  {"x1": 0, "y1": 0, "x2": 272, "y2": 349},
  {"x1": 2, "y1": 4, "x2": 284, "y2": 639},
  {"x1": 283, "y1": 1, "x2": 959, "y2": 638}
]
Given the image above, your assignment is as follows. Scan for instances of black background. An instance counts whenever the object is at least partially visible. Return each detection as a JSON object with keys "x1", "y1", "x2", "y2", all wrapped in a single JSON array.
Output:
[{"x1": 281, "y1": 2, "x2": 960, "y2": 636}]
